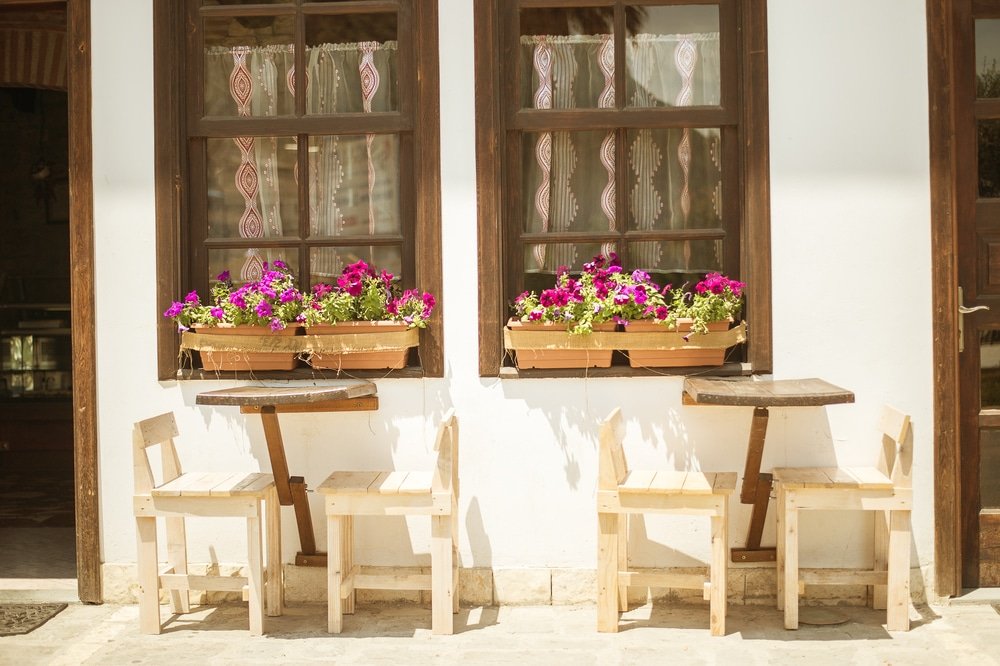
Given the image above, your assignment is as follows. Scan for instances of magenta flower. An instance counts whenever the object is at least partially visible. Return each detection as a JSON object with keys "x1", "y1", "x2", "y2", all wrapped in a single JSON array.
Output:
[
  {"x1": 255, "y1": 301, "x2": 272, "y2": 318},
  {"x1": 217, "y1": 270, "x2": 231, "y2": 283},
  {"x1": 163, "y1": 301, "x2": 183, "y2": 318},
  {"x1": 210, "y1": 307, "x2": 224, "y2": 320},
  {"x1": 184, "y1": 290, "x2": 200, "y2": 305}
]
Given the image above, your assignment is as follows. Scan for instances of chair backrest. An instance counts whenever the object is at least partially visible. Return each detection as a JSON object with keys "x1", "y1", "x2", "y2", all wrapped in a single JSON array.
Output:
[
  {"x1": 432, "y1": 409, "x2": 458, "y2": 497},
  {"x1": 598, "y1": 408, "x2": 628, "y2": 490},
  {"x1": 133, "y1": 412, "x2": 183, "y2": 495},
  {"x1": 877, "y1": 405, "x2": 912, "y2": 489}
]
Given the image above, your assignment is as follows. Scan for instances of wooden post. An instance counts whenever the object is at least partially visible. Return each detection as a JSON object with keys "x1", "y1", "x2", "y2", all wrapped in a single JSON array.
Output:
[
  {"x1": 741, "y1": 407, "x2": 769, "y2": 504},
  {"x1": 289, "y1": 477, "x2": 316, "y2": 556}
]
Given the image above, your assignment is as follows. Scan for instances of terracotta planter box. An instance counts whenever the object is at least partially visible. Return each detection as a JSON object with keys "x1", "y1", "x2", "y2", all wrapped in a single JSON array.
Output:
[
  {"x1": 306, "y1": 321, "x2": 410, "y2": 370},
  {"x1": 507, "y1": 320, "x2": 615, "y2": 369},
  {"x1": 193, "y1": 325, "x2": 300, "y2": 371},
  {"x1": 624, "y1": 319, "x2": 731, "y2": 368}
]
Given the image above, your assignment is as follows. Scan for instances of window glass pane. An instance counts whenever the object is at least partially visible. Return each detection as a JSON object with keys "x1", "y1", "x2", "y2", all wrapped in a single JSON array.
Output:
[
  {"x1": 522, "y1": 130, "x2": 617, "y2": 240},
  {"x1": 206, "y1": 136, "x2": 299, "y2": 239},
  {"x1": 982, "y1": 429, "x2": 1000, "y2": 508},
  {"x1": 977, "y1": 19, "x2": 1000, "y2": 98},
  {"x1": 203, "y1": 16, "x2": 296, "y2": 118},
  {"x1": 519, "y1": 8, "x2": 614, "y2": 110},
  {"x1": 980, "y1": 120, "x2": 1000, "y2": 198},
  {"x1": 309, "y1": 134, "x2": 400, "y2": 238},
  {"x1": 521, "y1": 243, "x2": 615, "y2": 288},
  {"x1": 627, "y1": 239, "x2": 722, "y2": 284},
  {"x1": 626, "y1": 4, "x2": 720, "y2": 108},
  {"x1": 310, "y1": 246, "x2": 402, "y2": 286},
  {"x1": 207, "y1": 249, "x2": 299, "y2": 286},
  {"x1": 305, "y1": 13, "x2": 399, "y2": 114},
  {"x1": 982, "y1": 330, "x2": 1000, "y2": 408},
  {"x1": 627, "y1": 127, "x2": 722, "y2": 230}
]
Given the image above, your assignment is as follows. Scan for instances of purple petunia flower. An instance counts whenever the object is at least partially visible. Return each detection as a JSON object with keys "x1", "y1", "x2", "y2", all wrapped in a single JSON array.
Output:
[
  {"x1": 184, "y1": 290, "x2": 200, "y2": 305},
  {"x1": 256, "y1": 301, "x2": 273, "y2": 318},
  {"x1": 210, "y1": 307, "x2": 224, "y2": 320}
]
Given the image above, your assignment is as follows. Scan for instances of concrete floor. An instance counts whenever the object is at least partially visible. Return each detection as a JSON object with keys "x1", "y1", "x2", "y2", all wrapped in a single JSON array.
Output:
[{"x1": 1, "y1": 600, "x2": 999, "y2": 665}]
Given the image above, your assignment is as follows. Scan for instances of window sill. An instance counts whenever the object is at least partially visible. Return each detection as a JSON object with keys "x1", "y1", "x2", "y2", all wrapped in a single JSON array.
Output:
[
  {"x1": 495, "y1": 362, "x2": 752, "y2": 379},
  {"x1": 175, "y1": 367, "x2": 427, "y2": 381}
]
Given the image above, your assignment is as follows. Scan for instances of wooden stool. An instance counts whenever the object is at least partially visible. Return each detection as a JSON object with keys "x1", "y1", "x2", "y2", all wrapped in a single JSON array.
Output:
[
  {"x1": 774, "y1": 405, "x2": 912, "y2": 631},
  {"x1": 317, "y1": 409, "x2": 459, "y2": 635},
  {"x1": 596, "y1": 408, "x2": 736, "y2": 636},
  {"x1": 132, "y1": 413, "x2": 283, "y2": 635}
]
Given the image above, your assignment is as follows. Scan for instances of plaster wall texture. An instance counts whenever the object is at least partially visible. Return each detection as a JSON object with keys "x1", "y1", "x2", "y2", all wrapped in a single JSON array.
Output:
[{"x1": 89, "y1": 0, "x2": 936, "y2": 596}]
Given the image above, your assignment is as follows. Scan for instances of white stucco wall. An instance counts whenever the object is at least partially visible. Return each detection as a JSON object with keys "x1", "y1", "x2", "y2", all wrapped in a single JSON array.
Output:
[{"x1": 90, "y1": 0, "x2": 935, "y2": 595}]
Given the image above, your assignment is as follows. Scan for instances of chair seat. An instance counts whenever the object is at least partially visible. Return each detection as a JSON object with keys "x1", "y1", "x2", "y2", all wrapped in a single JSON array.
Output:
[
  {"x1": 152, "y1": 472, "x2": 275, "y2": 498},
  {"x1": 618, "y1": 470, "x2": 737, "y2": 495},
  {"x1": 772, "y1": 466, "x2": 892, "y2": 490},
  {"x1": 317, "y1": 470, "x2": 434, "y2": 496}
]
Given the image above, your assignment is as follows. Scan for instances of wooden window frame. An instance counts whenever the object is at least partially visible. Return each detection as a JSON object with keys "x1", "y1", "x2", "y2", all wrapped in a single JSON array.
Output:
[
  {"x1": 155, "y1": 0, "x2": 443, "y2": 380},
  {"x1": 474, "y1": 0, "x2": 771, "y2": 377}
]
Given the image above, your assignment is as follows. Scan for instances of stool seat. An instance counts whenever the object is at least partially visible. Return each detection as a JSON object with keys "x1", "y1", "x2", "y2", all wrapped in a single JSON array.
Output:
[
  {"x1": 619, "y1": 471, "x2": 737, "y2": 495},
  {"x1": 152, "y1": 472, "x2": 275, "y2": 498},
  {"x1": 773, "y1": 466, "x2": 892, "y2": 490}
]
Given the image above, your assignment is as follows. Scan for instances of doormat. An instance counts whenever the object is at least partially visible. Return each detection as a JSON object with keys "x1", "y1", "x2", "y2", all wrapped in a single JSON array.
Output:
[{"x1": 0, "y1": 603, "x2": 67, "y2": 636}]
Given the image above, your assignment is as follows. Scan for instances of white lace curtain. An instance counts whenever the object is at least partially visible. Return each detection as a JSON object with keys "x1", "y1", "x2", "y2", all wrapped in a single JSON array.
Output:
[
  {"x1": 204, "y1": 42, "x2": 398, "y2": 282},
  {"x1": 520, "y1": 32, "x2": 722, "y2": 274}
]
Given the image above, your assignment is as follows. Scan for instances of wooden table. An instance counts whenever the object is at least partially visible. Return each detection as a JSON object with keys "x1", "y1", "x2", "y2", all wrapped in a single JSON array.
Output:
[
  {"x1": 682, "y1": 377, "x2": 855, "y2": 563},
  {"x1": 196, "y1": 382, "x2": 379, "y2": 567}
]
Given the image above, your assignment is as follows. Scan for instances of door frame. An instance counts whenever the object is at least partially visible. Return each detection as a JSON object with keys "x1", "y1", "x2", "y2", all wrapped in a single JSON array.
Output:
[
  {"x1": 67, "y1": 0, "x2": 100, "y2": 603},
  {"x1": 928, "y1": 0, "x2": 966, "y2": 597}
]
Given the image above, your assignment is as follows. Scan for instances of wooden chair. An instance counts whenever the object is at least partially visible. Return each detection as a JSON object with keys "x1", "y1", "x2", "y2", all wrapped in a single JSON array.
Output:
[
  {"x1": 132, "y1": 412, "x2": 283, "y2": 635},
  {"x1": 596, "y1": 408, "x2": 736, "y2": 636},
  {"x1": 774, "y1": 405, "x2": 912, "y2": 631},
  {"x1": 317, "y1": 409, "x2": 459, "y2": 635}
]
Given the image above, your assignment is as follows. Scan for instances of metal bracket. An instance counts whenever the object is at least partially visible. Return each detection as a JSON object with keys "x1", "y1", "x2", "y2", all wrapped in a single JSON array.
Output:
[{"x1": 959, "y1": 287, "x2": 990, "y2": 352}]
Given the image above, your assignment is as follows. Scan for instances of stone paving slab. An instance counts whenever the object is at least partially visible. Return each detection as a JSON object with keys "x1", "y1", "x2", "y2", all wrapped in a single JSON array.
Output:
[{"x1": 0, "y1": 601, "x2": 998, "y2": 665}]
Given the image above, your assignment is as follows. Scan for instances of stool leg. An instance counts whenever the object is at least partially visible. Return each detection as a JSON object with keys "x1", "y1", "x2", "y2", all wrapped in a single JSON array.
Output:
[
  {"x1": 165, "y1": 517, "x2": 189, "y2": 613},
  {"x1": 327, "y1": 514, "x2": 344, "y2": 634},
  {"x1": 710, "y1": 503, "x2": 728, "y2": 636},
  {"x1": 776, "y1": 483, "x2": 785, "y2": 611},
  {"x1": 597, "y1": 511, "x2": 619, "y2": 633},
  {"x1": 246, "y1": 501, "x2": 264, "y2": 636},
  {"x1": 783, "y1": 496, "x2": 799, "y2": 630},
  {"x1": 265, "y1": 485, "x2": 283, "y2": 617},
  {"x1": 431, "y1": 514, "x2": 454, "y2": 634},
  {"x1": 135, "y1": 515, "x2": 161, "y2": 635},
  {"x1": 873, "y1": 509, "x2": 889, "y2": 610},
  {"x1": 343, "y1": 516, "x2": 355, "y2": 615},
  {"x1": 451, "y1": 505, "x2": 460, "y2": 614},
  {"x1": 886, "y1": 510, "x2": 911, "y2": 631},
  {"x1": 617, "y1": 514, "x2": 628, "y2": 611}
]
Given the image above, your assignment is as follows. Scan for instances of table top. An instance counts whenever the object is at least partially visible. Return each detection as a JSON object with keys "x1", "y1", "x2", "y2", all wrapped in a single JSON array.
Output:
[
  {"x1": 683, "y1": 377, "x2": 855, "y2": 408},
  {"x1": 195, "y1": 381, "x2": 377, "y2": 407}
]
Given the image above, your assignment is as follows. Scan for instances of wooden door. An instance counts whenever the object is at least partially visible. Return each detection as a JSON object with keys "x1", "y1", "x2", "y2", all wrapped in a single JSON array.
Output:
[{"x1": 958, "y1": 0, "x2": 1000, "y2": 588}]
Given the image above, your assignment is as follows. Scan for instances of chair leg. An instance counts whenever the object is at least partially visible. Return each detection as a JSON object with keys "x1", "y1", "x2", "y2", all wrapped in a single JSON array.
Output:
[
  {"x1": 431, "y1": 514, "x2": 454, "y2": 635},
  {"x1": 327, "y1": 514, "x2": 344, "y2": 634},
  {"x1": 165, "y1": 517, "x2": 189, "y2": 614},
  {"x1": 135, "y1": 515, "x2": 161, "y2": 635},
  {"x1": 710, "y1": 506, "x2": 728, "y2": 637},
  {"x1": 597, "y1": 511, "x2": 620, "y2": 633},
  {"x1": 783, "y1": 498, "x2": 799, "y2": 630},
  {"x1": 873, "y1": 509, "x2": 889, "y2": 610},
  {"x1": 451, "y1": 506, "x2": 460, "y2": 614},
  {"x1": 343, "y1": 515, "x2": 355, "y2": 616},
  {"x1": 265, "y1": 485, "x2": 283, "y2": 617},
  {"x1": 246, "y1": 503, "x2": 264, "y2": 636},
  {"x1": 886, "y1": 510, "x2": 911, "y2": 631},
  {"x1": 617, "y1": 513, "x2": 628, "y2": 611},
  {"x1": 776, "y1": 484, "x2": 784, "y2": 611}
]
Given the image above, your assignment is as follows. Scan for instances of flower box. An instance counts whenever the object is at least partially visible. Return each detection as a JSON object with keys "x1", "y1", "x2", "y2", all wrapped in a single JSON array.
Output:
[
  {"x1": 623, "y1": 319, "x2": 736, "y2": 368},
  {"x1": 306, "y1": 321, "x2": 413, "y2": 370},
  {"x1": 191, "y1": 325, "x2": 301, "y2": 372},
  {"x1": 505, "y1": 320, "x2": 616, "y2": 369}
]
